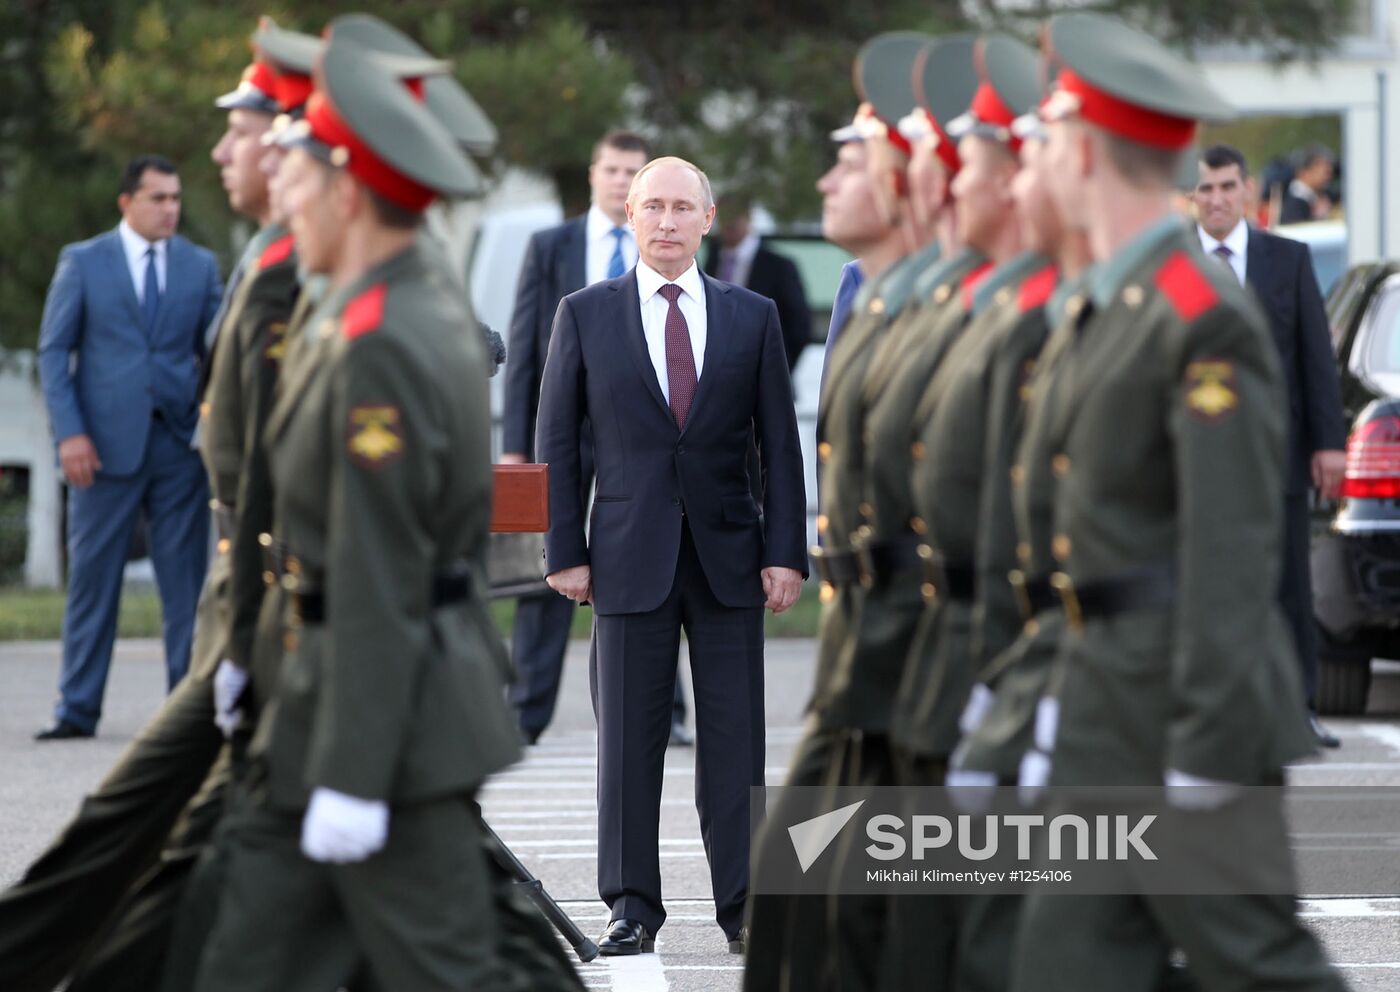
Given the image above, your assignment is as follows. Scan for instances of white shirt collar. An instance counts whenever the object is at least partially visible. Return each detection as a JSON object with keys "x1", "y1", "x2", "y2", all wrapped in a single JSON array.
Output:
[
  {"x1": 1196, "y1": 217, "x2": 1248, "y2": 258},
  {"x1": 587, "y1": 203, "x2": 630, "y2": 244},
  {"x1": 118, "y1": 218, "x2": 166, "y2": 264},
  {"x1": 636, "y1": 259, "x2": 704, "y2": 304}
]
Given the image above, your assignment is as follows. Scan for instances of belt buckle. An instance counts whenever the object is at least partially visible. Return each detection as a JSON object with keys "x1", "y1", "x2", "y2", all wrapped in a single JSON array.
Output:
[
  {"x1": 1050, "y1": 572, "x2": 1083, "y2": 633},
  {"x1": 1009, "y1": 570, "x2": 1032, "y2": 621},
  {"x1": 917, "y1": 544, "x2": 940, "y2": 604}
]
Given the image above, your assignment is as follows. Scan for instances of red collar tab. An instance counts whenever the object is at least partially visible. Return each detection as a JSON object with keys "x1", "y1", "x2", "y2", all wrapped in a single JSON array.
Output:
[
  {"x1": 258, "y1": 233, "x2": 295, "y2": 271},
  {"x1": 305, "y1": 92, "x2": 436, "y2": 212},
  {"x1": 1154, "y1": 251, "x2": 1218, "y2": 322},
  {"x1": 1018, "y1": 264, "x2": 1059, "y2": 313},
  {"x1": 960, "y1": 260, "x2": 995, "y2": 311},
  {"x1": 342, "y1": 283, "x2": 388, "y2": 341},
  {"x1": 1054, "y1": 68, "x2": 1197, "y2": 150}
]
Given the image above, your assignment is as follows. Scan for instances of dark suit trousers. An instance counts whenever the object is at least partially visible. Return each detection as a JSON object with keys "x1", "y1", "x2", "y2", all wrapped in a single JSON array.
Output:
[
  {"x1": 0, "y1": 672, "x2": 223, "y2": 992},
  {"x1": 593, "y1": 522, "x2": 764, "y2": 938},
  {"x1": 1279, "y1": 493, "x2": 1318, "y2": 706}
]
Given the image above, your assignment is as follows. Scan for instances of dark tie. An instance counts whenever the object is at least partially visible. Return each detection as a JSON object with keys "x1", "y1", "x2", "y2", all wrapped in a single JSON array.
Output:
[
  {"x1": 1212, "y1": 243, "x2": 1233, "y2": 268},
  {"x1": 142, "y1": 246, "x2": 161, "y2": 330},
  {"x1": 659, "y1": 283, "x2": 697, "y2": 429},
  {"x1": 607, "y1": 227, "x2": 627, "y2": 279}
]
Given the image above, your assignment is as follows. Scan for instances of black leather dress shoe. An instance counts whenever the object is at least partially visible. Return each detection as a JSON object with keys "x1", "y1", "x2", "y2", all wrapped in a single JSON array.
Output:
[
  {"x1": 669, "y1": 720, "x2": 694, "y2": 747},
  {"x1": 1310, "y1": 714, "x2": 1341, "y2": 749},
  {"x1": 34, "y1": 720, "x2": 94, "y2": 741},
  {"x1": 597, "y1": 918, "x2": 654, "y2": 956},
  {"x1": 727, "y1": 927, "x2": 747, "y2": 955}
]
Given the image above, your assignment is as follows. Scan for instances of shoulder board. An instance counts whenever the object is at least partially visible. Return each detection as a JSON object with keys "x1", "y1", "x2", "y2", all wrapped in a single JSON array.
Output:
[
  {"x1": 1153, "y1": 251, "x2": 1218, "y2": 323},
  {"x1": 342, "y1": 284, "x2": 388, "y2": 341},
  {"x1": 258, "y1": 233, "x2": 295, "y2": 271},
  {"x1": 1018, "y1": 264, "x2": 1059, "y2": 314},
  {"x1": 960, "y1": 261, "x2": 995, "y2": 311}
]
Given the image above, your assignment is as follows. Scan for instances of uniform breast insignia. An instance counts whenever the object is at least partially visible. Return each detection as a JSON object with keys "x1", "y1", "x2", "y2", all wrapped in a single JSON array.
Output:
[
  {"x1": 1018, "y1": 264, "x2": 1058, "y2": 313},
  {"x1": 258, "y1": 233, "x2": 295, "y2": 270},
  {"x1": 342, "y1": 283, "x2": 388, "y2": 341},
  {"x1": 1183, "y1": 359, "x2": 1238, "y2": 422},
  {"x1": 1154, "y1": 251, "x2": 1218, "y2": 323},
  {"x1": 347, "y1": 404, "x2": 405, "y2": 468},
  {"x1": 262, "y1": 321, "x2": 290, "y2": 364}
]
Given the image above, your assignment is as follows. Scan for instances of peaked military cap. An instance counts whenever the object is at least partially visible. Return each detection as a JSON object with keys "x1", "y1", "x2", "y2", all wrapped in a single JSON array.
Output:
[
  {"x1": 329, "y1": 13, "x2": 498, "y2": 158},
  {"x1": 278, "y1": 32, "x2": 482, "y2": 208},
  {"x1": 215, "y1": 61, "x2": 281, "y2": 114},
  {"x1": 829, "y1": 32, "x2": 931, "y2": 156},
  {"x1": 1042, "y1": 12, "x2": 1233, "y2": 149},
  {"x1": 946, "y1": 34, "x2": 1041, "y2": 150},
  {"x1": 904, "y1": 33, "x2": 978, "y2": 174}
]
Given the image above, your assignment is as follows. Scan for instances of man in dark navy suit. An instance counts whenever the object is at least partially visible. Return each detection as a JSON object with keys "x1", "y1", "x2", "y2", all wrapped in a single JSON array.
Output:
[
  {"x1": 536, "y1": 156, "x2": 807, "y2": 956},
  {"x1": 1195, "y1": 144, "x2": 1348, "y2": 747},
  {"x1": 36, "y1": 154, "x2": 222, "y2": 739},
  {"x1": 500, "y1": 130, "x2": 692, "y2": 747}
]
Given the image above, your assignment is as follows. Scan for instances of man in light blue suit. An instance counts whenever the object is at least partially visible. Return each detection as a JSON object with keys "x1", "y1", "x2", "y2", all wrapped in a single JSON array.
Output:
[{"x1": 36, "y1": 154, "x2": 222, "y2": 739}]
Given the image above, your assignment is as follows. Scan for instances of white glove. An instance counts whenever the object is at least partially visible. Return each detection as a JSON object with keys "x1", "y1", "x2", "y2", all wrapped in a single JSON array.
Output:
[
  {"x1": 946, "y1": 768, "x2": 999, "y2": 814},
  {"x1": 212, "y1": 660, "x2": 250, "y2": 738},
  {"x1": 300, "y1": 788, "x2": 390, "y2": 864},
  {"x1": 1018, "y1": 749, "x2": 1052, "y2": 805},
  {"x1": 959, "y1": 683, "x2": 996, "y2": 736},
  {"x1": 1163, "y1": 769, "x2": 1242, "y2": 811},
  {"x1": 1032, "y1": 695, "x2": 1059, "y2": 753}
]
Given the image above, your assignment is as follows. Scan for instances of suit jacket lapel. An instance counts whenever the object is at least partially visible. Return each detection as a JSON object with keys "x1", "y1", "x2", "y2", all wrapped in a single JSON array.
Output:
[
  {"x1": 562, "y1": 217, "x2": 586, "y2": 295},
  {"x1": 614, "y1": 270, "x2": 672, "y2": 422},
  {"x1": 1244, "y1": 227, "x2": 1267, "y2": 293},
  {"x1": 105, "y1": 230, "x2": 144, "y2": 328},
  {"x1": 153, "y1": 237, "x2": 188, "y2": 340},
  {"x1": 681, "y1": 273, "x2": 734, "y2": 435}
]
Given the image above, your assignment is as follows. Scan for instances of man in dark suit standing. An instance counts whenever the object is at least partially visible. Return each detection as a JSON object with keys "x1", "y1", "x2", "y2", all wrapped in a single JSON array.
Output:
[
  {"x1": 537, "y1": 156, "x2": 806, "y2": 956},
  {"x1": 36, "y1": 154, "x2": 222, "y2": 739},
  {"x1": 1279, "y1": 144, "x2": 1336, "y2": 224},
  {"x1": 703, "y1": 196, "x2": 811, "y2": 372},
  {"x1": 1195, "y1": 144, "x2": 1348, "y2": 746},
  {"x1": 501, "y1": 130, "x2": 691, "y2": 746}
]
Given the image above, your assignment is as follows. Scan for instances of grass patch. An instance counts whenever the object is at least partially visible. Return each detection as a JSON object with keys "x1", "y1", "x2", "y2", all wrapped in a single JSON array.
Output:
[{"x1": 1, "y1": 583, "x2": 824, "y2": 642}]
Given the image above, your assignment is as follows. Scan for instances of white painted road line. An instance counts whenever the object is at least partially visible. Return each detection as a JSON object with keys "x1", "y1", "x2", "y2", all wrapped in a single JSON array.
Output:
[
  {"x1": 1356, "y1": 723, "x2": 1400, "y2": 755},
  {"x1": 600, "y1": 954, "x2": 670, "y2": 991}
]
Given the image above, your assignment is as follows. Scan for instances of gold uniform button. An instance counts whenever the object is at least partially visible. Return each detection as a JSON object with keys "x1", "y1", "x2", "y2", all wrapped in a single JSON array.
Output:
[
  {"x1": 286, "y1": 556, "x2": 302, "y2": 576},
  {"x1": 262, "y1": 570, "x2": 276, "y2": 586},
  {"x1": 859, "y1": 502, "x2": 873, "y2": 519},
  {"x1": 1010, "y1": 464, "x2": 1025, "y2": 485},
  {"x1": 816, "y1": 514, "x2": 829, "y2": 534},
  {"x1": 200, "y1": 401, "x2": 211, "y2": 419},
  {"x1": 1122, "y1": 285, "x2": 1144, "y2": 308},
  {"x1": 1016, "y1": 542, "x2": 1031, "y2": 564},
  {"x1": 911, "y1": 441, "x2": 925, "y2": 460},
  {"x1": 921, "y1": 582, "x2": 937, "y2": 601},
  {"x1": 818, "y1": 442, "x2": 832, "y2": 463},
  {"x1": 934, "y1": 285, "x2": 952, "y2": 305},
  {"x1": 258, "y1": 532, "x2": 273, "y2": 547},
  {"x1": 281, "y1": 574, "x2": 298, "y2": 592},
  {"x1": 856, "y1": 524, "x2": 873, "y2": 540},
  {"x1": 1052, "y1": 454, "x2": 1071, "y2": 478},
  {"x1": 1024, "y1": 619, "x2": 1040, "y2": 636},
  {"x1": 1065, "y1": 295, "x2": 1084, "y2": 318},
  {"x1": 870, "y1": 298, "x2": 886, "y2": 315},
  {"x1": 216, "y1": 538, "x2": 230, "y2": 555},
  {"x1": 820, "y1": 582, "x2": 836, "y2": 605},
  {"x1": 910, "y1": 516, "x2": 928, "y2": 535},
  {"x1": 1052, "y1": 534, "x2": 1072, "y2": 561},
  {"x1": 995, "y1": 287, "x2": 1013, "y2": 307}
]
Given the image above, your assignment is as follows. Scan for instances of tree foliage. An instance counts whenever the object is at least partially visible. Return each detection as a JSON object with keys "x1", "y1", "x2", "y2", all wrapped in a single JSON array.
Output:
[{"x1": 0, "y1": 0, "x2": 1357, "y2": 349}]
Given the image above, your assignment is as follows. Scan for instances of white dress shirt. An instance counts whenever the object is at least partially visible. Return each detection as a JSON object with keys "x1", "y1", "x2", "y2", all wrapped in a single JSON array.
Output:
[
  {"x1": 716, "y1": 230, "x2": 761, "y2": 287},
  {"x1": 636, "y1": 259, "x2": 707, "y2": 404},
  {"x1": 585, "y1": 204, "x2": 638, "y2": 286},
  {"x1": 1196, "y1": 218, "x2": 1248, "y2": 287},
  {"x1": 117, "y1": 219, "x2": 168, "y2": 302}
]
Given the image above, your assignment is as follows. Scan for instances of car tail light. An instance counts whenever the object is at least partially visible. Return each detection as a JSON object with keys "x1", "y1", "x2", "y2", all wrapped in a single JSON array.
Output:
[{"x1": 1342, "y1": 415, "x2": 1400, "y2": 499}]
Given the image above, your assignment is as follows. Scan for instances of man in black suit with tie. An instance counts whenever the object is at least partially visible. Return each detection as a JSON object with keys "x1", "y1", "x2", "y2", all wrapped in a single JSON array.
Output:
[
  {"x1": 536, "y1": 156, "x2": 807, "y2": 956},
  {"x1": 501, "y1": 130, "x2": 691, "y2": 746},
  {"x1": 1195, "y1": 144, "x2": 1348, "y2": 746},
  {"x1": 703, "y1": 195, "x2": 812, "y2": 373}
]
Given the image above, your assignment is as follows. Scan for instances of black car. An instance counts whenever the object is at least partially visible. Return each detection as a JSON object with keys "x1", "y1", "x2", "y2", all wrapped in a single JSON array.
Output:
[{"x1": 1311, "y1": 260, "x2": 1400, "y2": 714}]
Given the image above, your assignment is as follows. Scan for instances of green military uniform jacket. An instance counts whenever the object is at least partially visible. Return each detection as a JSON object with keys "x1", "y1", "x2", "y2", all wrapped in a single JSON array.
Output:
[
  {"x1": 254, "y1": 243, "x2": 520, "y2": 809},
  {"x1": 954, "y1": 274, "x2": 1080, "y2": 777},
  {"x1": 815, "y1": 248, "x2": 987, "y2": 737},
  {"x1": 893, "y1": 252, "x2": 1053, "y2": 760},
  {"x1": 807, "y1": 244, "x2": 938, "y2": 725},
  {"x1": 189, "y1": 224, "x2": 297, "y2": 684},
  {"x1": 1032, "y1": 217, "x2": 1314, "y2": 786}
]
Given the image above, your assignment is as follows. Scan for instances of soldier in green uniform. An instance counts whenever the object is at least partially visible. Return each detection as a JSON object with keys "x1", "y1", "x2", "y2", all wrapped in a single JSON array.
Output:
[
  {"x1": 192, "y1": 31, "x2": 524, "y2": 991},
  {"x1": 1007, "y1": 13, "x2": 1346, "y2": 991},
  {"x1": 0, "y1": 42, "x2": 305, "y2": 992}
]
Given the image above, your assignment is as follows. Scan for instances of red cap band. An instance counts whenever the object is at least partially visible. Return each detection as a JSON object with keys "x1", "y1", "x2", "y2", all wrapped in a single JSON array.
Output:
[
  {"x1": 272, "y1": 69, "x2": 314, "y2": 113},
  {"x1": 245, "y1": 61, "x2": 279, "y2": 100},
  {"x1": 929, "y1": 113, "x2": 961, "y2": 176},
  {"x1": 970, "y1": 81, "x2": 1015, "y2": 129},
  {"x1": 1057, "y1": 68, "x2": 1197, "y2": 150},
  {"x1": 305, "y1": 91, "x2": 437, "y2": 212}
]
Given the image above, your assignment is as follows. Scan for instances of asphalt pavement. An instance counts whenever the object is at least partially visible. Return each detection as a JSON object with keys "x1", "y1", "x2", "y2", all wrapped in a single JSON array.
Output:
[{"x1": 2, "y1": 637, "x2": 1398, "y2": 991}]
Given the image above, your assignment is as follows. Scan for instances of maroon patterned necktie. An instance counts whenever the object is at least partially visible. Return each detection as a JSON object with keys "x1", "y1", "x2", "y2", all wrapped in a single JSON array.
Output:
[{"x1": 659, "y1": 283, "x2": 697, "y2": 429}]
